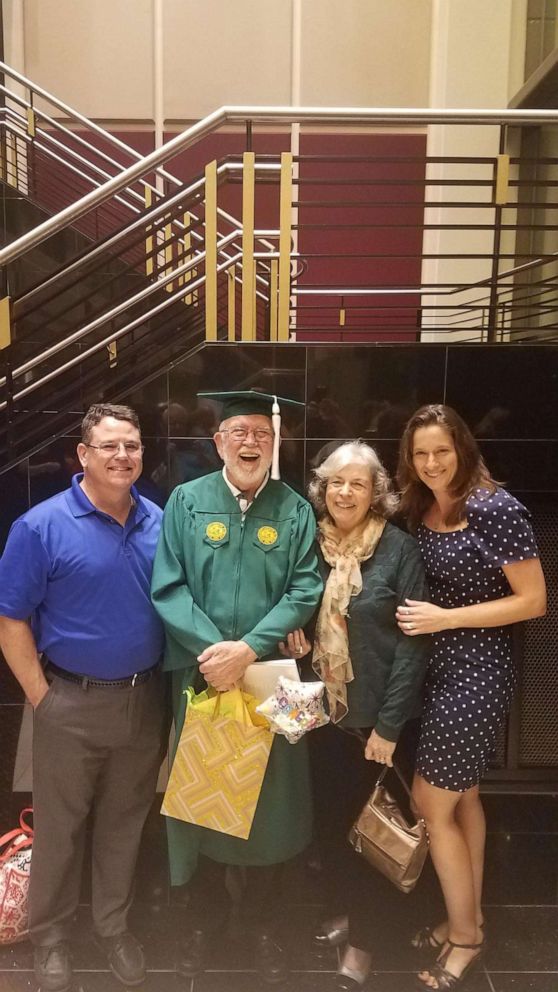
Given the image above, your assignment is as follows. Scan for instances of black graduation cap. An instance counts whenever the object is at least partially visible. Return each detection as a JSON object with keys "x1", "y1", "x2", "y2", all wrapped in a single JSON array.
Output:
[{"x1": 198, "y1": 390, "x2": 304, "y2": 480}]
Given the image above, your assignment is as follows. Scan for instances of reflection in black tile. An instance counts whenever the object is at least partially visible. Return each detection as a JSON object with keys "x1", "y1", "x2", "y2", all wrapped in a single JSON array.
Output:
[
  {"x1": 169, "y1": 343, "x2": 307, "y2": 415},
  {"x1": 0, "y1": 705, "x2": 25, "y2": 832},
  {"x1": 306, "y1": 346, "x2": 447, "y2": 438},
  {"x1": 365, "y1": 975, "x2": 492, "y2": 992},
  {"x1": 484, "y1": 907, "x2": 558, "y2": 972},
  {"x1": 483, "y1": 795, "x2": 558, "y2": 834},
  {"x1": 489, "y1": 975, "x2": 558, "y2": 991},
  {"x1": 0, "y1": 973, "x2": 37, "y2": 992},
  {"x1": 305, "y1": 439, "x2": 400, "y2": 485},
  {"x1": 29, "y1": 439, "x2": 80, "y2": 506},
  {"x1": 0, "y1": 934, "x2": 33, "y2": 972},
  {"x1": 135, "y1": 437, "x2": 168, "y2": 508},
  {"x1": 0, "y1": 462, "x2": 30, "y2": 551},
  {"x1": 446, "y1": 346, "x2": 558, "y2": 440},
  {"x1": 73, "y1": 976, "x2": 178, "y2": 991},
  {"x1": 0, "y1": 661, "x2": 24, "y2": 704},
  {"x1": 477, "y1": 441, "x2": 558, "y2": 493},
  {"x1": 118, "y1": 374, "x2": 169, "y2": 437},
  {"x1": 146, "y1": 438, "x2": 221, "y2": 500},
  {"x1": 484, "y1": 834, "x2": 558, "y2": 905}
]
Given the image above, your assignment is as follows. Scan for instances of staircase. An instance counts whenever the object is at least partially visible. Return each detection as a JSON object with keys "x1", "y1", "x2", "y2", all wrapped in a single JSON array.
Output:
[{"x1": 2, "y1": 63, "x2": 558, "y2": 473}]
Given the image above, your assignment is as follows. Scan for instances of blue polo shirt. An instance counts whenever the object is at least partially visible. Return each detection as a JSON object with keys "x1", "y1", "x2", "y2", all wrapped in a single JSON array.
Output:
[{"x1": 0, "y1": 475, "x2": 164, "y2": 678}]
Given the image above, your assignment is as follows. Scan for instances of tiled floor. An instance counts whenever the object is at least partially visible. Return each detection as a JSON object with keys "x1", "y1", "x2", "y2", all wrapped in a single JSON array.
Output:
[
  {"x1": 1, "y1": 666, "x2": 556, "y2": 990},
  {"x1": 0, "y1": 791, "x2": 557, "y2": 992}
]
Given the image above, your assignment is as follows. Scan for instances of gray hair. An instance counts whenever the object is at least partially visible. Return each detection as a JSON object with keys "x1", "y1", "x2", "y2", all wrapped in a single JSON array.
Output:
[{"x1": 308, "y1": 440, "x2": 399, "y2": 520}]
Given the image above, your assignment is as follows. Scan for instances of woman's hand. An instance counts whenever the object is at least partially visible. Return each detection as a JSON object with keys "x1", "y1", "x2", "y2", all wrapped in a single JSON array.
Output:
[
  {"x1": 396, "y1": 598, "x2": 449, "y2": 635},
  {"x1": 278, "y1": 628, "x2": 312, "y2": 659},
  {"x1": 365, "y1": 729, "x2": 396, "y2": 766}
]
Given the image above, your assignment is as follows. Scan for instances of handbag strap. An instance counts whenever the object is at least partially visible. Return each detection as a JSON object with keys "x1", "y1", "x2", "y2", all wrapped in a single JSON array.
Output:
[
  {"x1": 0, "y1": 808, "x2": 34, "y2": 865},
  {"x1": 375, "y1": 762, "x2": 426, "y2": 825},
  {"x1": 19, "y1": 808, "x2": 33, "y2": 836},
  {"x1": 0, "y1": 830, "x2": 33, "y2": 865},
  {"x1": 375, "y1": 761, "x2": 411, "y2": 798}
]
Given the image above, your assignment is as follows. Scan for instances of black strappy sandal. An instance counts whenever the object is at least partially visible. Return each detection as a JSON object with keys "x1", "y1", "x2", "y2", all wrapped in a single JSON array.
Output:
[
  {"x1": 412, "y1": 921, "x2": 485, "y2": 958},
  {"x1": 416, "y1": 938, "x2": 484, "y2": 990},
  {"x1": 411, "y1": 925, "x2": 445, "y2": 954}
]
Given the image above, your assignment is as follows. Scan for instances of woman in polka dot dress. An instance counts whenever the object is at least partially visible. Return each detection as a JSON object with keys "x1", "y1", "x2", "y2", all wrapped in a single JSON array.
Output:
[{"x1": 396, "y1": 404, "x2": 546, "y2": 991}]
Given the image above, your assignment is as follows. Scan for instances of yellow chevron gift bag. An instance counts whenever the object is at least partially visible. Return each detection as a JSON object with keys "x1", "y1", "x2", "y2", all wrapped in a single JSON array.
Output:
[{"x1": 161, "y1": 687, "x2": 273, "y2": 839}]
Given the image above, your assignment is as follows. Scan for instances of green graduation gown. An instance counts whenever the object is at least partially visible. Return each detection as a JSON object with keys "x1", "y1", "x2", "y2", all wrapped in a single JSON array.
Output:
[{"x1": 151, "y1": 471, "x2": 323, "y2": 885}]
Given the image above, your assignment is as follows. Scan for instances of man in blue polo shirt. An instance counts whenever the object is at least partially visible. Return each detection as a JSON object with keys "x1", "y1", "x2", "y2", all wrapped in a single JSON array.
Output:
[{"x1": 0, "y1": 403, "x2": 166, "y2": 992}]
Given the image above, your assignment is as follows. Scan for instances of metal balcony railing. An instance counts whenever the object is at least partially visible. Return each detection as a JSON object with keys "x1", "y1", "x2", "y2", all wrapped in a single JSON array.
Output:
[{"x1": 3, "y1": 95, "x2": 558, "y2": 470}]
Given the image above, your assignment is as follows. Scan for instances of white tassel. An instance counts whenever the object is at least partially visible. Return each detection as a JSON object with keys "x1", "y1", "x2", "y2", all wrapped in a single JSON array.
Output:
[{"x1": 271, "y1": 395, "x2": 281, "y2": 480}]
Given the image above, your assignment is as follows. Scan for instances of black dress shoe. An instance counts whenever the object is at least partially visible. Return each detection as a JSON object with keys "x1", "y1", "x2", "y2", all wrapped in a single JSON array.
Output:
[
  {"x1": 177, "y1": 929, "x2": 210, "y2": 979},
  {"x1": 96, "y1": 931, "x2": 146, "y2": 987},
  {"x1": 254, "y1": 934, "x2": 289, "y2": 985},
  {"x1": 34, "y1": 942, "x2": 73, "y2": 992}
]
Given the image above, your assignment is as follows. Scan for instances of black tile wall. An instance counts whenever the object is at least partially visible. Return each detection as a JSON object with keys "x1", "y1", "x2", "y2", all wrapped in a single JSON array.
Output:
[
  {"x1": 446, "y1": 345, "x2": 558, "y2": 439},
  {"x1": 306, "y1": 345, "x2": 447, "y2": 439}
]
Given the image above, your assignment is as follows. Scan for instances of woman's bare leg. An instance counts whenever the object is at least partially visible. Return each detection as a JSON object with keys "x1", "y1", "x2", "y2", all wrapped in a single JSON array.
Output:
[
  {"x1": 417, "y1": 784, "x2": 485, "y2": 946},
  {"x1": 412, "y1": 775, "x2": 483, "y2": 989},
  {"x1": 455, "y1": 785, "x2": 485, "y2": 930}
]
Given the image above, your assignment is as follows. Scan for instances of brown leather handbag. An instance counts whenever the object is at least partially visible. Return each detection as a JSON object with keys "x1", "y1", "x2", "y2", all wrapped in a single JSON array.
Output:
[{"x1": 348, "y1": 763, "x2": 428, "y2": 893}]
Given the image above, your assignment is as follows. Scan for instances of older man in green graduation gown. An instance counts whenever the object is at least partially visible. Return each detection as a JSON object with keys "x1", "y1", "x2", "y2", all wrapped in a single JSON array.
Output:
[{"x1": 151, "y1": 390, "x2": 322, "y2": 982}]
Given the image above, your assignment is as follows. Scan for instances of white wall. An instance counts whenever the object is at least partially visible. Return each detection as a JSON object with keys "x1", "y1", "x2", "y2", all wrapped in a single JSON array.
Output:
[
  {"x1": 21, "y1": 0, "x2": 154, "y2": 120},
  {"x1": 5, "y1": 0, "x2": 432, "y2": 123},
  {"x1": 421, "y1": 0, "x2": 526, "y2": 342},
  {"x1": 299, "y1": 0, "x2": 431, "y2": 107}
]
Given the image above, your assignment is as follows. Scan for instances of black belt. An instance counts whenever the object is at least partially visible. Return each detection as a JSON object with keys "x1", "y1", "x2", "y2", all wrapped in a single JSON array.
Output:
[{"x1": 44, "y1": 659, "x2": 158, "y2": 690}]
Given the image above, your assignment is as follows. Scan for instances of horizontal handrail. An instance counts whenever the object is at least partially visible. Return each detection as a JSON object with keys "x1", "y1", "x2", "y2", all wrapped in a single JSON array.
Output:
[{"x1": 3, "y1": 104, "x2": 558, "y2": 267}]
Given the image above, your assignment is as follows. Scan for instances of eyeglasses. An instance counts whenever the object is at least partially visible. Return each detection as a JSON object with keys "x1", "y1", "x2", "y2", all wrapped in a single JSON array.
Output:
[
  {"x1": 220, "y1": 428, "x2": 274, "y2": 442},
  {"x1": 85, "y1": 442, "x2": 144, "y2": 456}
]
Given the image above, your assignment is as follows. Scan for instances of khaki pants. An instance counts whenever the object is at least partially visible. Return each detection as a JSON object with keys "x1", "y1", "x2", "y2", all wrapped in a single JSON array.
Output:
[{"x1": 29, "y1": 669, "x2": 166, "y2": 946}]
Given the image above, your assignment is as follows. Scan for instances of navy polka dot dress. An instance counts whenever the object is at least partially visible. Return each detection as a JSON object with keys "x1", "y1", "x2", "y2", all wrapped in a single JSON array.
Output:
[{"x1": 415, "y1": 487, "x2": 539, "y2": 791}]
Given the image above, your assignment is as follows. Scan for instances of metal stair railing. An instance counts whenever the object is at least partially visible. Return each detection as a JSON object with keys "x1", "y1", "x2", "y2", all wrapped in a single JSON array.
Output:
[
  {"x1": 3, "y1": 102, "x2": 558, "y2": 469},
  {"x1": 0, "y1": 61, "x2": 274, "y2": 295},
  {"x1": 3, "y1": 105, "x2": 558, "y2": 267}
]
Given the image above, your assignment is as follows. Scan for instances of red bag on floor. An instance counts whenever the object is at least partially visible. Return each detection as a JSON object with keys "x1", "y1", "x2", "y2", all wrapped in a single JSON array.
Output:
[{"x1": 0, "y1": 808, "x2": 33, "y2": 944}]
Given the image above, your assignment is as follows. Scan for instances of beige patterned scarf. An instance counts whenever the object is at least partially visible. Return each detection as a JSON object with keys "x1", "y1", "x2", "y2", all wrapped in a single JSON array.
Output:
[{"x1": 312, "y1": 514, "x2": 386, "y2": 723}]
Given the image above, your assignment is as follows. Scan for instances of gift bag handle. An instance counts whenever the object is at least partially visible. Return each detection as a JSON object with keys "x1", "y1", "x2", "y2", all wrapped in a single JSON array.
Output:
[{"x1": 210, "y1": 688, "x2": 252, "y2": 728}]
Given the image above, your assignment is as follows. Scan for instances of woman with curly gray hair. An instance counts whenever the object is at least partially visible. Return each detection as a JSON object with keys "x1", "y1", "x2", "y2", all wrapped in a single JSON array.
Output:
[{"x1": 283, "y1": 441, "x2": 430, "y2": 989}]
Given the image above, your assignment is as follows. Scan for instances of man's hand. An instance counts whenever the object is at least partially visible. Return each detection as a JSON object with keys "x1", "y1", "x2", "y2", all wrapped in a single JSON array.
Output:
[
  {"x1": 198, "y1": 640, "x2": 257, "y2": 691},
  {"x1": 30, "y1": 680, "x2": 50, "y2": 709}
]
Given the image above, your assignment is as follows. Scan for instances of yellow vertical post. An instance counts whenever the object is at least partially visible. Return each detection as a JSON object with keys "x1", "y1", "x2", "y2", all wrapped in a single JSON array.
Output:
[
  {"x1": 495, "y1": 153, "x2": 510, "y2": 205},
  {"x1": 6, "y1": 132, "x2": 17, "y2": 189},
  {"x1": 278, "y1": 152, "x2": 293, "y2": 341},
  {"x1": 107, "y1": 342, "x2": 117, "y2": 368},
  {"x1": 145, "y1": 186, "x2": 154, "y2": 277},
  {"x1": 165, "y1": 221, "x2": 173, "y2": 292},
  {"x1": 205, "y1": 160, "x2": 218, "y2": 341},
  {"x1": 241, "y1": 151, "x2": 255, "y2": 341},
  {"x1": 0, "y1": 297, "x2": 11, "y2": 349},
  {"x1": 182, "y1": 212, "x2": 191, "y2": 304},
  {"x1": 269, "y1": 259, "x2": 278, "y2": 341},
  {"x1": 26, "y1": 107, "x2": 36, "y2": 138},
  {"x1": 228, "y1": 265, "x2": 236, "y2": 341},
  {"x1": 252, "y1": 260, "x2": 257, "y2": 338}
]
